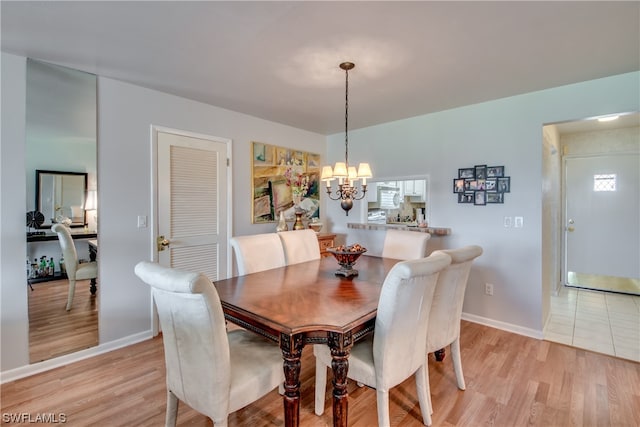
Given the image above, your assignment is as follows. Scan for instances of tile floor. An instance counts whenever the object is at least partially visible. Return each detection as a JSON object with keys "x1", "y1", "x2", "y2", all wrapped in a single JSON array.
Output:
[{"x1": 545, "y1": 286, "x2": 640, "y2": 362}]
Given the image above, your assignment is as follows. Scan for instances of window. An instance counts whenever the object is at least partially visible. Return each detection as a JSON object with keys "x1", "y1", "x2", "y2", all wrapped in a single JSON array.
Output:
[{"x1": 593, "y1": 174, "x2": 616, "y2": 192}]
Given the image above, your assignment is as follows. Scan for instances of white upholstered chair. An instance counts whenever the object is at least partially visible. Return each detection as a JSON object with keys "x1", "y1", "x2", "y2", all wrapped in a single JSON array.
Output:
[
  {"x1": 277, "y1": 229, "x2": 321, "y2": 265},
  {"x1": 51, "y1": 224, "x2": 98, "y2": 311},
  {"x1": 314, "y1": 252, "x2": 452, "y2": 427},
  {"x1": 134, "y1": 261, "x2": 284, "y2": 427},
  {"x1": 381, "y1": 229, "x2": 431, "y2": 260},
  {"x1": 230, "y1": 233, "x2": 286, "y2": 275},
  {"x1": 425, "y1": 245, "x2": 483, "y2": 419}
]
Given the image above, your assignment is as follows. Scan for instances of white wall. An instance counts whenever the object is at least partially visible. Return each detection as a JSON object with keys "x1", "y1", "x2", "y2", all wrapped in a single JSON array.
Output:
[
  {"x1": 541, "y1": 124, "x2": 561, "y2": 326},
  {"x1": 1, "y1": 53, "x2": 29, "y2": 372},
  {"x1": 1, "y1": 52, "x2": 325, "y2": 376},
  {"x1": 326, "y1": 71, "x2": 640, "y2": 335}
]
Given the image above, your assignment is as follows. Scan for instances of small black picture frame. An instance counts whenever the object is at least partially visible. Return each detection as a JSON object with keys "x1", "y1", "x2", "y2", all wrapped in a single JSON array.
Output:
[
  {"x1": 458, "y1": 192, "x2": 474, "y2": 203},
  {"x1": 453, "y1": 178, "x2": 465, "y2": 193},
  {"x1": 474, "y1": 165, "x2": 487, "y2": 180},
  {"x1": 459, "y1": 167, "x2": 475, "y2": 179},
  {"x1": 487, "y1": 166, "x2": 504, "y2": 177},
  {"x1": 487, "y1": 192, "x2": 504, "y2": 203},
  {"x1": 485, "y1": 178, "x2": 497, "y2": 192},
  {"x1": 474, "y1": 191, "x2": 486, "y2": 205},
  {"x1": 497, "y1": 177, "x2": 511, "y2": 193}
]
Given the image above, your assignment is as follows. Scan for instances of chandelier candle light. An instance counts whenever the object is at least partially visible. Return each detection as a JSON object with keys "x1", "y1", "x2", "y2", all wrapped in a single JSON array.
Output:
[{"x1": 321, "y1": 62, "x2": 372, "y2": 215}]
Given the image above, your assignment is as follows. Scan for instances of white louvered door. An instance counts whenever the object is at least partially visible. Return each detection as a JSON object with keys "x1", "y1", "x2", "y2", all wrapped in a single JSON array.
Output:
[{"x1": 156, "y1": 130, "x2": 230, "y2": 281}]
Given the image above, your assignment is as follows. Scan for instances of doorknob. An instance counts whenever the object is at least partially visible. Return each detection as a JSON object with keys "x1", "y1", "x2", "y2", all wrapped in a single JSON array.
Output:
[
  {"x1": 157, "y1": 235, "x2": 170, "y2": 252},
  {"x1": 567, "y1": 226, "x2": 575, "y2": 232}
]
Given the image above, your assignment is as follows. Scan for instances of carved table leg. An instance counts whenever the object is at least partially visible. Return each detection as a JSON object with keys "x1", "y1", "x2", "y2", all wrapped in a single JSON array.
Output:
[
  {"x1": 434, "y1": 348, "x2": 446, "y2": 362},
  {"x1": 328, "y1": 331, "x2": 353, "y2": 427},
  {"x1": 281, "y1": 333, "x2": 304, "y2": 427}
]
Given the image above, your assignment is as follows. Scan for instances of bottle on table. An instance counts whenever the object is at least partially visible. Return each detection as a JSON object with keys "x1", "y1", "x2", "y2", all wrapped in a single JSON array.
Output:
[{"x1": 48, "y1": 257, "x2": 55, "y2": 276}]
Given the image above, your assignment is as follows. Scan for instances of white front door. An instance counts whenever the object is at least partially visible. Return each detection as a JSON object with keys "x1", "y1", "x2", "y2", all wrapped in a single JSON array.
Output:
[
  {"x1": 564, "y1": 154, "x2": 640, "y2": 281},
  {"x1": 154, "y1": 127, "x2": 231, "y2": 281}
]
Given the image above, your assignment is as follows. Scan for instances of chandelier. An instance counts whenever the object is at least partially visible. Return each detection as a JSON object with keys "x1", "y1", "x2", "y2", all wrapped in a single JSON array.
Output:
[{"x1": 321, "y1": 62, "x2": 372, "y2": 215}]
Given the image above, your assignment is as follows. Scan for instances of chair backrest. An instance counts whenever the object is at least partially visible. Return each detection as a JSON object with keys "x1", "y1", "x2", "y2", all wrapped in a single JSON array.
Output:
[
  {"x1": 373, "y1": 252, "x2": 451, "y2": 389},
  {"x1": 51, "y1": 224, "x2": 79, "y2": 276},
  {"x1": 381, "y1": 229, "x2": 431, "y2": 260},
  {"x1": 230, "y1": 233, "x2": 286, "y2": 275},
  {"x1": 278, "y1": 229, "x2": 321, "y2": 265},
  {"x1": 426, "y1": 245, "x2": 483, "y2": 352},
  {"x1": 134, "y1": 261, "x2": 231, "y2": 422}
]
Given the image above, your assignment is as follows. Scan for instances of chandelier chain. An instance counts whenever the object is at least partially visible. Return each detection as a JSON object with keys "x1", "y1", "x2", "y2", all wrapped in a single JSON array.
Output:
[{"x1": 344, "y1": 66, "x2": 349, "y2": 167}]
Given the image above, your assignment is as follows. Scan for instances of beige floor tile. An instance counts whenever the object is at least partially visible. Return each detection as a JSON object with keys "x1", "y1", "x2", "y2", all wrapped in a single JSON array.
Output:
[
  {"x1": 613, "y1": 342, "x2": 640, "y2": 362},
  {"x1": 572, "y1": 336, "x2": 615, "y2": 356},
  {"x1": 546, "y1": 286, "x2": 640, "y2": 361}
]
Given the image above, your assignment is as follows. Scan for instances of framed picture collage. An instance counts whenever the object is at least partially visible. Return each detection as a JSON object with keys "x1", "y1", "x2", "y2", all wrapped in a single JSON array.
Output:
[{"x1": 453, "y1": 165, "x2": 510, "y2": 205}]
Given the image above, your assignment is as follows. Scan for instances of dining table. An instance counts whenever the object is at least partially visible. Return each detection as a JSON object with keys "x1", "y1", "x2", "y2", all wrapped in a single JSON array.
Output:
[{"x1": 214, "y1": 254, "x2": 401, "y2": 427}]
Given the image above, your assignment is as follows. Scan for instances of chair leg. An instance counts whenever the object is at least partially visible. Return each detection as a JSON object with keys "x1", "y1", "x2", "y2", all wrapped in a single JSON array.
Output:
[
  {"x1": 314, "y1": 357, "x2": 327, "y2": 415},
  {"x1": 451, "y1": 337, "x2": 466, "y2": 390},
  {"x1": 65, "y1": 279, "x2": 76, "y2": 311},
  {"x1": 375, "y1": 389, "x2": 391, "y2": 427},
  {"x1": 415, "y1": 364, "x2": 433, "y2": 425},
  {"x1": 165, "y1": 390, "x2": 179, "y2": 427}
]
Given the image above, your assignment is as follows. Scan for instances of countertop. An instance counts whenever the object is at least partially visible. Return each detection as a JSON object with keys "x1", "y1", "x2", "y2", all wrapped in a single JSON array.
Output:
[{"x1": 347, "y1": 222, "x2": 451, "y2": 236}]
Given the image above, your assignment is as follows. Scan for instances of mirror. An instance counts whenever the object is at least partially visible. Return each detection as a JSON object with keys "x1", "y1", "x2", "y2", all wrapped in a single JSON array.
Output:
[
  {"x1": 36, "y1": 169, "x2": 88, "y2": 227},
  {"x1": 26, "y1": 59, "x2": 98, "y2": 363}
]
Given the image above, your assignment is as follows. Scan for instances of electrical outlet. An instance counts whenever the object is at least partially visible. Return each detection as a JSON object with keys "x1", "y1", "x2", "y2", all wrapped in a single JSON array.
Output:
[
  {"x1": 503, "y1": 216, "x2": 512, "y2": 228},
  {"x1": 485, "y1": 283, "x2": 494, "y2": 296},
  {"x1": 514, "y1": 216, "x2": 524, "y2": 228}
]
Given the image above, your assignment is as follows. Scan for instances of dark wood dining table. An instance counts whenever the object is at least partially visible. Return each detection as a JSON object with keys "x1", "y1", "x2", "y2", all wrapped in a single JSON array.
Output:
[{"x1": 214, "y1": 255, "x2": 401, "y2": 427}]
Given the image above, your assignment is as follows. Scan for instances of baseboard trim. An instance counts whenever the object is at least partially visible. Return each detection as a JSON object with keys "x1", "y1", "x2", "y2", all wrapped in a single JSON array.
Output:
[
  {"x1": 462, "y1": 312, "x2": 544, "y2": 340},
  {"x1": 0, "y1": 330, "x2": 153, "y2": 384}
]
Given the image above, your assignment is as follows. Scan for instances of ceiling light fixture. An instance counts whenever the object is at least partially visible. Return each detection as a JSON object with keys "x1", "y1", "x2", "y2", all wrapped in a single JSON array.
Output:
[
  {"x1": 597, "y1": 115, "x2": 620, "y2": 122},
  {"x1": 321, "y1": 62, "x2": 372, "y2": 215}
]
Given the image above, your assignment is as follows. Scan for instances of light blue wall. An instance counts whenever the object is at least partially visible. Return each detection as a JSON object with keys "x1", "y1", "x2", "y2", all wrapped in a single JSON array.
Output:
[{"x1": 325, "y1": 71, "x2": 640, "y2": 334}]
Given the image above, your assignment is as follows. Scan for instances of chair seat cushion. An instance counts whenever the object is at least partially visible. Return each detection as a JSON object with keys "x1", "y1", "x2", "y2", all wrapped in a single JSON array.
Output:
[
  {"x1": 227, "y1": 330, "x2": 284, "y2": 413},
  {"x1": 75, "y1": 261, "x2": 97, "y2": 280},
  {"x1": 313, "y1": 335, "x2": 376, "y2": 388}
]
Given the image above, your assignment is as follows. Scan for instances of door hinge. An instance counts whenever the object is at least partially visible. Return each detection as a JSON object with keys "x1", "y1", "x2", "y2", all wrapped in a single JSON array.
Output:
[{"x1": 227, "y1": 158, "x2": 230, "y2": 166}]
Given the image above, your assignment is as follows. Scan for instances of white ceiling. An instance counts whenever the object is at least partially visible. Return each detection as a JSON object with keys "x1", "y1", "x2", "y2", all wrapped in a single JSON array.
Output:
[{"x1": 2, "y1": 1, "x2": 639, "y2": 135}]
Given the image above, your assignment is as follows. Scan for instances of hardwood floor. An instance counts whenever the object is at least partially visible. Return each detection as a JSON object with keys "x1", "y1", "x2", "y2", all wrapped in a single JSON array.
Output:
[
  {"x1": 3, "y1": 321, "x2": 639, "y2": 426},
  {"x1": 28, "y1": 279, "x2": 98, "y2": 363}
]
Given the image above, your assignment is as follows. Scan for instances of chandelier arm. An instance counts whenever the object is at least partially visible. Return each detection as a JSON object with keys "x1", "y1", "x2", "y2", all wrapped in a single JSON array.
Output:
[
  {"x1": 325, "y1": 188, "x2": 342, "y2": 201},
  {"x1": 352, "y1": 190, "x2": 368, "y2": 201}
]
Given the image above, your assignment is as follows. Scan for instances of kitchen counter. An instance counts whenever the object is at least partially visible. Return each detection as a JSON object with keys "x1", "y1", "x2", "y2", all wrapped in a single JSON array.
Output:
[{"x1": 347, "y1": 222, "x2": 451, "y2": 236}]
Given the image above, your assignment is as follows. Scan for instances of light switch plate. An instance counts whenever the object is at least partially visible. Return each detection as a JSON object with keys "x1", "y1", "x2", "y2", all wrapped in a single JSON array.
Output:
[
  {"x1": 514, "y1": 216, "x2": 523, "y2": 228},
  {"x1": 137, "y1": 215, "x2": 147, "y2": 228},
  {"x1": 503, "y1": 216, "x2": 512, "y2": 228}
]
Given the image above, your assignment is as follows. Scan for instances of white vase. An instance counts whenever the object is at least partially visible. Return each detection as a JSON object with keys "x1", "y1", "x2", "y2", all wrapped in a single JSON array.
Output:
[{"x1": 276, "y1": 211, "x2": 288, "y2": 232}]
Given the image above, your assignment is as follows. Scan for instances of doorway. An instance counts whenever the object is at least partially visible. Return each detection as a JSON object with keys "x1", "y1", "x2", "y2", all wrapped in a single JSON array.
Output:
[
  {"x1": 564, "y1": 154, "x2": 639, "y2": 293},
  {"x1": 153, "y1": 127, "x2": 232, "y2": 280},
  {"x1": 543, "y1": 112, "x2": 640, "y2": 361}
]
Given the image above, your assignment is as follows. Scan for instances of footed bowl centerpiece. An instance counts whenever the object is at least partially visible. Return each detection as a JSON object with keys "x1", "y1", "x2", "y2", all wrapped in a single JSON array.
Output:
[{"x1": 326, "y1": 244, "x2": 367, "y2": 277}]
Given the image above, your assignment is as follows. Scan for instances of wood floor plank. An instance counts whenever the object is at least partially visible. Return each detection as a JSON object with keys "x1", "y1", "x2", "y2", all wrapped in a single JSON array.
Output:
[
  {"x1": 2, "y1": 320, "x2": 639, "y2": 426},
  {"x1": 28, "y1": 279, "x2": 98, "y2": 363}
]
